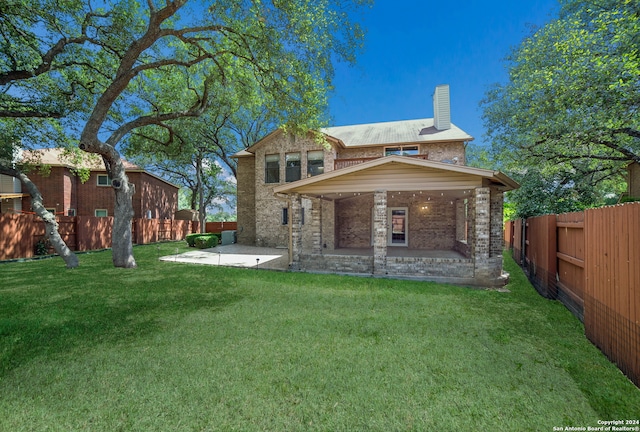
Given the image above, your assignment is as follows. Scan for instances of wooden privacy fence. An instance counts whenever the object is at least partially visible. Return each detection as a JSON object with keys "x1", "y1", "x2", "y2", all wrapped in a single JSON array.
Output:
[
  {"x1": 0, "y1": 213, "x2": 220, "y2": 261},
  {"x1": 504, "y1": 202, "x2": 640, "y2": 387}
]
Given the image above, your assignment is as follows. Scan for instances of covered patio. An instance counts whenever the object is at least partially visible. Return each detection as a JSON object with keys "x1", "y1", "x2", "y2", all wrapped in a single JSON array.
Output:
[{"x1": 274, "y1": 156, "x2": 518, "y2": 287}]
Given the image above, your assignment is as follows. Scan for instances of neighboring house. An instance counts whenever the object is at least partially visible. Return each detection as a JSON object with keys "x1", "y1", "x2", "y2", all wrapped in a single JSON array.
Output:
[
  {"x1": 233, "y1": 85, "x2": 519, "y2": 286},
  {"x1": 2, "y1": 148, "x2": 179, "y2": 219}
]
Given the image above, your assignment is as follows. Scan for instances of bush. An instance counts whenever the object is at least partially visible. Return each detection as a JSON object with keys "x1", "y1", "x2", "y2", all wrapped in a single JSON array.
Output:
[
  {"x1": 194, "y1": 235, "x2": 218, "y2": 249},
  {"x1": 186, "y1": 233, "x2": 220, "y2": 248},
  {"x1": 185, "y1": 233, "x2": 200, "y2": 247},
  {"x1": 34, "y1": 238, "x2": 51, "y2": 256}
]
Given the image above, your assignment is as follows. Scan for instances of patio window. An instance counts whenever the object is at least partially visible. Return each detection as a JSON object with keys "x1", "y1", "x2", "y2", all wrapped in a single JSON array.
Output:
[
  {"x1": 286, "y1": 152, "x2": 301, "y2": 182},
  {"x1": 97, "y1": 174, "x2": 111, "y2": 186},
  {"x1": 385, "y1": 146, "x2": 419, "y2": 156},
  {"x1": 265, "y1": 154, "x2": 280, "y2": 183},
  {"x1": 307, "y1": 151, "x2": 324, "y2": 177}
]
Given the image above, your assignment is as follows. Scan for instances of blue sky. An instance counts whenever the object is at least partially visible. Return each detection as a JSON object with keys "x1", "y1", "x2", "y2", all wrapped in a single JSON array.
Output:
[{"x1": 329, "y1": 0, "x2": 560, "y2": 147}]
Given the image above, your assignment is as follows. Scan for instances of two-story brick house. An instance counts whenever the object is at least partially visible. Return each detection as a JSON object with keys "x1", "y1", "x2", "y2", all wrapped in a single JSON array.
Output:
[
  {"x1": 233, "y1": 85, "x2": 518, "y2": 286},
  {"x1": 8, "y1": 148, "x2": 179, "y2": 219}
]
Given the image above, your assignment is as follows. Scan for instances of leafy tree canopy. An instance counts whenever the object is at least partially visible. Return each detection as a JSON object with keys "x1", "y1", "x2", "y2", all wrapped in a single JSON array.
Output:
[
  {"x1": 482, "y1": 0, "x2": 639, "y2": 217},
  {"x1": 1, "y1": 0, "x2": 371, "y2": 267}
]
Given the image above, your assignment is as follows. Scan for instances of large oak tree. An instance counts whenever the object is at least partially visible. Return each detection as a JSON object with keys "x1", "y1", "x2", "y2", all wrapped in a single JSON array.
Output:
[
  {"x1": 482, "y1": 0, "x2": 639, "y2": 215},
  {"x1": 3, "y1": 0, "x2": 369, "y2": 268}
]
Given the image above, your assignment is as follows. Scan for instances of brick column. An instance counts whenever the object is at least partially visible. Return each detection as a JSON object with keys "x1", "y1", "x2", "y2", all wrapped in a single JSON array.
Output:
[
  {"x1": 290, "y1": 194, "x2": 302, "y2": 270},
  {"x1": 311, "y1": 198, "x2": 322, "y2": 255},
  {"x1": 373, "y1": 190, "x2": 387, "y2": 275},
  {"x1": 474, "y1": 187, "x2": 491, "y2": 281},
  {"x1": 490, "y1": 187, "x2": 504, "y2": 258}
]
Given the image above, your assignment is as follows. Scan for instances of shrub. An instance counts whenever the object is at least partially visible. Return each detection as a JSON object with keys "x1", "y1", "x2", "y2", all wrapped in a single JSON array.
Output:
[
  {"x1": 185, "y1": 233, "x2": 200, "y2": 247},
  {"x1": 194, "y1": 235, "x2": 218, "y2": 249},
  {"x1": 34, "y1": 238, "x2": 51, "y2": 256}
]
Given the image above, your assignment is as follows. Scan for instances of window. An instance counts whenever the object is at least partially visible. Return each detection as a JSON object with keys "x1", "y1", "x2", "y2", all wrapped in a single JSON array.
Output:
[
  {"x1": 95, "y1": 209, "x2": 108, "y2": 217},
  {"x1": 46, "y1": 208, "x2": 56, "y2": 215},
  {"x1": 282, "y1": 207, "x2": 288, "y2": 225},
  {"x1": 307, "y1": 150, "x2": 324, "y2": 177},
  {"x1": 97, "y1": 174, "x2": 111, "y2": 186},
  {"x1": 385, "y1": 146, "x2": 419, "y2": 156},
  {"x1": 265, "y1": 154, "x2": 280, "y2": 183},
  {"x1": 285, "y1": 152, "x2": 301, "y2": 182},
  {"x1": 67, "y1": 209, "x2": 76, "y2": 216}
]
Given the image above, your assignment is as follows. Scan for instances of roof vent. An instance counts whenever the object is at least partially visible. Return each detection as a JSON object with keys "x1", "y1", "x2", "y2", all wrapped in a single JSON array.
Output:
[{"x1": 433, "y1": 84, "x2": 451, "y2": 131}]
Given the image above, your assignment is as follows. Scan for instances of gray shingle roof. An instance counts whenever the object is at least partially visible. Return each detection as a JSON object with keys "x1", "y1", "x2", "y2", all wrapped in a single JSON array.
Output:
[{"x1": 321, "y1": 118, "x2": 473, "y2": 147}]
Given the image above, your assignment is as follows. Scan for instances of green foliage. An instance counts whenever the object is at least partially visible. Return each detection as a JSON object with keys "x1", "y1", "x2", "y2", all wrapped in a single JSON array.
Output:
[
  {"x1": 194, "y1": 234, "x2": 218, "y2": 249},
  {"x1": 207, "y1": 211, "x2": 237, "y2": 222},
  {"x1": 185, "y1": 233, "x2": 200, "y2": 247},
  {"x1": 2, "y1": 0, "x2": 372, "y2": 267},
  {"x1": 482, "y1": 0, "x2": 639, "y2": 217},
  {"x1": 186, "y1": 233, "x2": 218, "y2": 248},
  {"x1": 33, "y1": 238, "x2": 51, "y2": 256}
]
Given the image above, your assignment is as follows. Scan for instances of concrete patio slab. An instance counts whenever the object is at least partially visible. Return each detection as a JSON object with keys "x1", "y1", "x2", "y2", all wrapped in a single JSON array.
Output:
[{"x1": 159, "y1": 244, "x2": 289, "y2": 270}]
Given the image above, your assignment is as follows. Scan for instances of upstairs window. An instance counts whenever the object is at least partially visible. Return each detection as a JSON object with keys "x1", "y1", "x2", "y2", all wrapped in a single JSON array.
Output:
[
  {"x1": 97, "y1": 174, "x2": 112, "y2": 186},
  {"x1": 385, "y1": 146, "x2": 419, "y2": 156},
  {"x1": 285, "y1": 152, "x2": 301, "y2": 182},
  {"x1": 307, "y1": 150, "x2": 324, "y2": 177},
  {"x1": 265, "y1": 154, "x2": 280, "y2": 183}
]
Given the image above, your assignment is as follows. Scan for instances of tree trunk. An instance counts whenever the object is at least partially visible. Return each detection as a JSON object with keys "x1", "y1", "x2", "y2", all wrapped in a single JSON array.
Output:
[
  {"x1": 1, "y1": 167, "x2": 79, "y2": 268},
  {"x1": 107, "y1": 159, "x2": 137, "y2": 268},
  {"x1": 196, "y1": 154, "x2": 206, "y2": 233},
  {"x1": 77, "y1": 139, "x2": 137, "y2": 268}
]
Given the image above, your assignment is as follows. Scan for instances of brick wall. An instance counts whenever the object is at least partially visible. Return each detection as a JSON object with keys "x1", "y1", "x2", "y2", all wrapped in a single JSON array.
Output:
[
  {"x1": 403, "y1": 196, "x2": 456, "y2": 250},
  {"x1": 76, "y1": 171, "x2": 116, "y2": 217},
  {"x1": 336, "y1": 195, "x2": 372, "y2": 248},
  {"x1": 335, "y1": 142, "x2": 466, "y2": 164},
  {"x1": 251, "y1": 132, "x2": 329, "y2": 248},
  {"x1": 333, "y1": 194, "x2": 459, "y2": 250},
  {"x1": 23, "y1": 167, "x2": 177, "y2": 219},
  {"x1": 236, "y1": 157, "x2": 256, "y2": 245},
  {"x1": 21, "y1": 167, "x2": 69, "y2": 214},
  {"x1": 134, "y1": 172, "x2": 178, "y2": 219}
]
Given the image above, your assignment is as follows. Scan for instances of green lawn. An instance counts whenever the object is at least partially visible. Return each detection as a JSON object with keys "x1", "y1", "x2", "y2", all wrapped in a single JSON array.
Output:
[{"x1": 1, "y1": 243, "x2": 638, "y2": 431}]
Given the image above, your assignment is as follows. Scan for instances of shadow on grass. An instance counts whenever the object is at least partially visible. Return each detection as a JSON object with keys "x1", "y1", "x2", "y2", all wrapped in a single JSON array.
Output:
[
  {"x1": 0, "y1": 276, "x2": 243, "y2": 378},
  {"x1": 483, "y1": 252, "x2": 640, "y2": 419}
]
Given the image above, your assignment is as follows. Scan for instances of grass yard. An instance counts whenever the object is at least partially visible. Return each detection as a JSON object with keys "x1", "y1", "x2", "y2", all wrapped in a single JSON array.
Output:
[{"x1": 1, "y1": 243, "x2": 638, "y2": 431}]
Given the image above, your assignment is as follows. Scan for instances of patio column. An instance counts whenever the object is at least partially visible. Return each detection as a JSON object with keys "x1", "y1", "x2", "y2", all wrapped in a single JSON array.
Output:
[
  {"x1": 373, "y1": 189, "x2": 387, "y2": 275},
  {"x1": 311, "y1": 198, "x2": 322, "y2": 255},
  {"x1": 490, "y1": 187, "x2": 504, "y2": 258},
  {"x1": 474, "y1": 187, "x2": 492, "y2": 282},
  {"x1": 290, "y1": 193, "x2": 303, "y2": 270}
]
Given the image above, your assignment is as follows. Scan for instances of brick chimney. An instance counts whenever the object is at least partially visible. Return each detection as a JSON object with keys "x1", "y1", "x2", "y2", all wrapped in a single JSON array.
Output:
[{"x1": 433, "y1": 84, "x2": 451, "y2": 131}]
